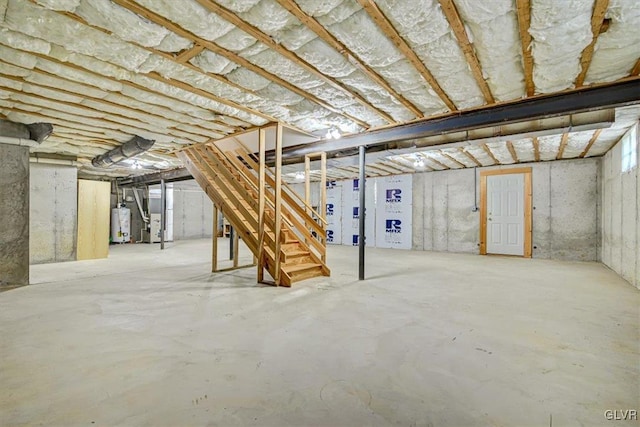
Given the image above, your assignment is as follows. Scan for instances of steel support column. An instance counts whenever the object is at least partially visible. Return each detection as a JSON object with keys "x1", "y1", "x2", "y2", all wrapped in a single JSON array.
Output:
[
  {"x1": 358, "y1": 146, "x2": 366, "y2": 281},
  {"x1": 160, "y1": 178, "x2": 166, "y2": 250}
]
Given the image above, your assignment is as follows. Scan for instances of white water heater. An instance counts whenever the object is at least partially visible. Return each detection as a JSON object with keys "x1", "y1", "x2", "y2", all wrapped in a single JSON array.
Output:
[{"x1": 111, "y1": 207, "x2": 131, "y2": 243}]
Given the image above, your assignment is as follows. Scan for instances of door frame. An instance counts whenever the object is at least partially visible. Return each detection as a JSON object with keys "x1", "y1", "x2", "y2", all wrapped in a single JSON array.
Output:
[{"x1": 479, "y1": 167, "x2": 532, "y2": 258}]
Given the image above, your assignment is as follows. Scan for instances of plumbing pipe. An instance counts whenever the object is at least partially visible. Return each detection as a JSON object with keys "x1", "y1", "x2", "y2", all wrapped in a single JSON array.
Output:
[
  {"x1": 29, "y1": 157, "x2": 77, "y2": 166},
  {"x1": 0, "y1": 136, "x2": 40, "y2": 147}
]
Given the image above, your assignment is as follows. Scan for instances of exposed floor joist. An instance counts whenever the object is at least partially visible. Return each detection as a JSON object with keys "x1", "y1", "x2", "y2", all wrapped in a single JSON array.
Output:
[
  {"x1": 175, "y1": 44, "x2": 206, "y2": 63},
  {"x1": 111, "y1": 0, "x2": 371, "y2": 129},
  {"x1": 275, "y1": 0, "x2": 423, "y2": 119},
  {"x1": 440, "y1": 151, "x2": 466, "y2": 168},
  {"x1": 0, "y1": 69, "x2": 232, "y2": 138},
  {"x1": 0, "y1": 41, "x2": 257, "y2": 131},
  {"x1": 438, "y1": 0, "x2": 495, "y2": 104},
  {"x1": 631, "y1": 59, "x2": 640, "y2": 76},
  {"x1": 460, "y1": 147, "x2": 483, "y2": 167},
  {"x1": 579, "y1": 129, "x2": 602, "y2": 158},
  {"x1": 515, "y1": 0, "x2": 535, "y2": 96},
  {"x1": 279, "y1": 79, "x2": 639, "y2": 161},
  {"x1": 482, "y1": 144, "x2": 500, "y2": 164},
  {"x1": 357, "y1": 0, "x2": 457, "y2": 112},
  {"x1": 422, "y1": 154, "x2": 450, "y2": 170},
  {"x1": 45, "y1": 4, "x2": 277, "y2": 126},
  {"x1": 506, "y1": 141, "x2": 519, "y2": 162},
  {"x1": 0, "y1": 83, "x2": 218, "y2": 143},
  {"x1": 191, "y1": 0, "x2": 395, "y2": 125},
  {"x1": 532, "y1": 137, "x2": 541, "y2": 161},
  {"x1": 557, "y1": 133, "x2": 569, "y2": 159},
  {"x1": 575, "y1": 0, "x2": 611, "y2": 87}
]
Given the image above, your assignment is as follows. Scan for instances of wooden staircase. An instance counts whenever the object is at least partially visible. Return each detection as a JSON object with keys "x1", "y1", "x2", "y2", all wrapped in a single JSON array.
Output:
[{"x1": 177, "y1": 140, "x2": 330, "y2": 287}]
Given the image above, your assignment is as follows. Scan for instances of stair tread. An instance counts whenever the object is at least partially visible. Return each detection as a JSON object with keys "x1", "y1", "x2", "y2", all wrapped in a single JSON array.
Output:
[
  {"x1": 284, "y1": 249, "x2": 309, "y2": 256},
  {"x1": 282, "y1": 262, "x2": 322, "y2": 273}
]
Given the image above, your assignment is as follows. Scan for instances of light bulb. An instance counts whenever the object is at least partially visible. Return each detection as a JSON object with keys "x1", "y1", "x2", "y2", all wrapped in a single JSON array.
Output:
[
  {"x1": 325, "y1": 129, "x2": 333, "y2": 140},
  {"x1": 295, "y1": 171, "x2": 305, "y2": 180},
  {"x1": 331, "y1": 129, "x2": 341, "y2": 139},
  {"x1": 414, "y1": 159, "x2": 425, "y2": 169}
]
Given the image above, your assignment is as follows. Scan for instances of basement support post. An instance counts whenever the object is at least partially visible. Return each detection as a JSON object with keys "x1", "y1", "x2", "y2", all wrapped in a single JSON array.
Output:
[
  {"x1": 229, "y1": 226, "x2": 234, "y2": 261},
  {"x1": 358, "y1": 145, "x2": 366, "y2": 281},
  {"x1": 212, "y1": 205, "x2": 218, "y2": 272},
  {"x1": 257, "y1": 128, "x2": 266, "y2": 283},
  {"x1": 274, "y1": 123, "x2": 284, "y2": 286},
  {"x1": 160, "y1": 178, "x2": 165, "y2": 250}
]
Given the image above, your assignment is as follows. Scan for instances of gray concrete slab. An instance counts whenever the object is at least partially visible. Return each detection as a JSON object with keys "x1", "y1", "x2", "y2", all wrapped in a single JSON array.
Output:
[{"x1": 1, "y1": 240, "x2": 638, "y2": 426}]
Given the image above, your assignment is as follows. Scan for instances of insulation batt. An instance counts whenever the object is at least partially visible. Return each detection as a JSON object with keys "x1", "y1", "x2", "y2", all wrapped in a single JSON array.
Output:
[
  {"x1": 64, "y1": 51, "x2": 132, "y2": 82},
  {"x1": 441, "y1": 148, "x2": 475, "y2": 167},
  {"x1": 0, "y1": 28, "x2": 50, "y2": 54},
  {"x1": 136, "y1": 0, "x2": 235, "y2": 42},
  {"x1": 35, "y1": 0, "x2": 79, "y2": 12},
  {"x1": 537, "y1": 134, "x2": 562, "y2": 161},
  {"x1": 226, "y1": 67, "x2": 271, "y2": 91},
  {"x1": 563, "y1": 131, "x2": 595, "y2": 158},
  {"x1": 513, "y1": 139, "x2": 536, "y2": 162},
  {"x1": 277, "y1": 23, "x2": 317, "y2": 51},
  {"x1": 75, "y1": 0, "x2": 192, "y2": 52},
  {"x1": 294, "y1": 38, "x2": 355, "y2": 79},
  {"x1": 376, "y1": 0, "x2": 484, "y2": 109},
  {"x1": 239, "y1": 0, "x2": 297, "y2": 35},
  {"x1": 191, "y1": 50, "x2": 238, "y2": 75},
  {"x1": 27, "y1": 72, "x2": 110, "y2": 100},
  {"x1": 214, "y1": 27, "x2": 258, "y2": 52},
  {"x1": 585, "y1": 0, "x2": 640, "y2": 83},
  {"x1": 487, "y1": 141, "x2": 516, "y2": 164},
  {"x1": 7, "y1": 0, "x2": 152, "y2": 72},
  {"x1": 530, "y1": 0, "x2": 593, "y2": 92},
  {"x1": 0, "y1": 75, "x2": 23, "y2": 91},
  {"x1": 0, "y1": 42, "x2": 38, "y2": 69},
  {"x1": 427, "y1": 151, "x2": 464, "y2": 168},
  {"x1": 464, "y1": 145, "x2": 495, "y2": 166},
  {"x1": 454, "y1": 0, "x2": 525, "y2": 100}
]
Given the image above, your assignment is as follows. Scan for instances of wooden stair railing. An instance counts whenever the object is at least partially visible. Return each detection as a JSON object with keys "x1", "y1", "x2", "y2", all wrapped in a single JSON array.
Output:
[{"x1": 177, "y1": 140, "x2": 330, "y2": 287}]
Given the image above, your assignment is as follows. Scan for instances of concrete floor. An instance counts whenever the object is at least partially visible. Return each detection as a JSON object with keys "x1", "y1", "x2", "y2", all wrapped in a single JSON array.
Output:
[{"x1": 1, "y1": 239, "x2": 638, "y2": 427}]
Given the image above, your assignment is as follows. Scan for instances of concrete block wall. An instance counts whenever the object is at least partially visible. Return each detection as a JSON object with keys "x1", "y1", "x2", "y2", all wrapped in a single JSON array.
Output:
[
  {"x1": 412, "y1": 158, "x2": 600, "y2": 261},
  {"x1": 30, "y1": 163, "x2": 78, "y2": 264},
  {"x1": 601, "y1": 132, "x2": 639, "y2": 289},
  {"x1": 172, "y1": 180, "x2": 213, "y2": 240}
]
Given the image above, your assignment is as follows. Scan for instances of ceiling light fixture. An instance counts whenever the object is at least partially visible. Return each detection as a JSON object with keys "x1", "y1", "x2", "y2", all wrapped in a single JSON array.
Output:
[
  {"x1": 325, "y1": 128, "x2": 341, "y2": 140},
  {"x1": 294, "y1": 171, "x2": 305, "y2": 180},
  {"x1": 132, "y1": 160, "x2": 142, "y2": 170},
  {"x1": 414, "y1": 158, "x2": 425, "y2": 169}
]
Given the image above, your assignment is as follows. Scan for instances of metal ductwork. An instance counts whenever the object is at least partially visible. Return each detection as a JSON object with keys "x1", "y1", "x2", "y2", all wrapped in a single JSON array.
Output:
[
  {"x1": 92, "y1": 135, "x2": 155, "y2": 168},
  {"x1": 0, "y1": 119, "x2": 53, "y2": 145}
]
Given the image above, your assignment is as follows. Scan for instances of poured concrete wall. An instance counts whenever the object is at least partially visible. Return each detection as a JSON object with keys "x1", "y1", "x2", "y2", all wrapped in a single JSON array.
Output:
[
  {"x1": 0, "y1": 144, "x2": 29, "y2": 286},
  {"x1": 30, "y1": 163, "x2": 77, "y2": 264},
  {"x1": 172, "y1": 180, "x2": 213, "y2": 240},
  {"x1": 412, "y1": 158, "x2": 600, "y2": 261},
  {"x1": 601, "y1": 134, "x2": 639, "y2": 289}
]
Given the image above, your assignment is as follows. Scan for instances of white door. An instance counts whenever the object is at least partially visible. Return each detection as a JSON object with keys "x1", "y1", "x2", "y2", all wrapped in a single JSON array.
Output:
[{"x1": 486, "y1": 174, "x2": 525, "y2": 256}]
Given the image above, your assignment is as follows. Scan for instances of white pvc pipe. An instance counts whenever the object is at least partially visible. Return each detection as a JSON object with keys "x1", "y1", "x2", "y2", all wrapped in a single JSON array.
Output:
[
  {"x1": 0, "y1": 136, "x2": 39, "y2": 147},
  {"x1": 29, "y1": 157, "x2": 77, "y2": 166}
]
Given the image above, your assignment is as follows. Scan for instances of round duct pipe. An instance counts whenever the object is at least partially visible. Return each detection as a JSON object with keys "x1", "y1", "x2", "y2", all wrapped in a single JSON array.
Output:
[{"x1": 92, "y1": 135, "x2": 155, "y2": 168}]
